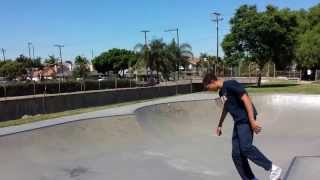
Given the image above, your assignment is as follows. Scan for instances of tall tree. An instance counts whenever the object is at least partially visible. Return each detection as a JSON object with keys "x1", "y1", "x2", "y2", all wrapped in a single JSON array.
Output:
[
  {"x1": 0, "y1": 61, "x2": 25, "y2": 80},
  {"x1": 73, "y1": 56, "x2": 90, "y2": 79},
  {"x1": 44, "y1": 55, "x2": 58, "y2": 65},
  {"x1": 92, "y1": 48, "x2": 137, "y2": 77},
  {"x1": 222, "y1": 5, "x2": 299, "y2": 87},
  {"x1": 166, "y1": 40, "x2": 193, "y2": 73},
  {"x1": 295, "y1": 4, "x2": 320, "y2": 69}
]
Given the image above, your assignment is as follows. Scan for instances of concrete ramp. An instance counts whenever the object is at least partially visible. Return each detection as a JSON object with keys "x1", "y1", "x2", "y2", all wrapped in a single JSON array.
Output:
[
  {"x1": 284, "y1": 156, "x2": 320, "y2": 180},
  {"x1": 0, "y1": 93, "x2": 320, "y2": 179}
]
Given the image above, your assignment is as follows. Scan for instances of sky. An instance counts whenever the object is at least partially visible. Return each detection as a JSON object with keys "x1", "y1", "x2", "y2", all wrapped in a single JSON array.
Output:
[{"x1": 0, "y1": 0, "x2": 319, "y2": 61}]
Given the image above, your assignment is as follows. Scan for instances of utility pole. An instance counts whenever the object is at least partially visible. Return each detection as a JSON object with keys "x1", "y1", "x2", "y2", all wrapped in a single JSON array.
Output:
[
  {"x1": 54, "y1": 44, "x2": 64, "y2": 80},
  {"x1": 1, "y1": 48, "x2": 6, "y2": 61},
  {"x1": 140, "y1": 30, "x2": 150, "y2": 80},
  {"x1": 140, "y1": 30, "x2": 150, "y2": 46},
  {"x1": 32, "y1": 45, "x2": 35, "y2": 59},
  {"x1": 165, "y1": 28, "x2": 180, "y2": 80},
  {"x1": 212, "y1": 12, "x2": 223, "y2": 75},
  {"x1": 28, "y1": 42, "x2": 32, "y2": 59},
  {"x1": 91, "y1": 49, "x2": 94, "y2": 59}
]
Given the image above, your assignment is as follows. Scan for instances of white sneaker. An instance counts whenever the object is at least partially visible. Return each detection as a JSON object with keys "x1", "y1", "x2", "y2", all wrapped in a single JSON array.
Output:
[{"x1": 270, "y1": 165, "x2": 282, "y2": 180}]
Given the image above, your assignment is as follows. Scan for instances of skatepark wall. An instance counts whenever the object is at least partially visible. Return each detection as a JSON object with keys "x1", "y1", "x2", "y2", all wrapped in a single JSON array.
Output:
[{"x1": 0, "y1": 83, "x2": 204, "y2": 121}]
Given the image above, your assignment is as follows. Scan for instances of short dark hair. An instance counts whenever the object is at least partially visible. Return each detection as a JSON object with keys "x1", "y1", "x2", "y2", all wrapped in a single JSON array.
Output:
[{"x1": 202, "y1": 73, "x2": 218, "y2": 88}]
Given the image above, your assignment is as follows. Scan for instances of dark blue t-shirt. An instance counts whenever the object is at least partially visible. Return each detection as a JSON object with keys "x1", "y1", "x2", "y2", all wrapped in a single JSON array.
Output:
[{"x1": 219, "y1": 80, "x2": 258, "y2": 124}]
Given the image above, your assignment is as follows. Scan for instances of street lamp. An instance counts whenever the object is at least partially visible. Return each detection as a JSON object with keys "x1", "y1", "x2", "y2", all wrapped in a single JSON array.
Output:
[
  {"x1": 28, "y1": 42, "x2": 32, "y2": 59},
  {"x1": 211, "y1": 12, "x2": 223, "y2": 75},
  {"x1": 54, "y1": 44, "x2": 64, "y2": 80}
]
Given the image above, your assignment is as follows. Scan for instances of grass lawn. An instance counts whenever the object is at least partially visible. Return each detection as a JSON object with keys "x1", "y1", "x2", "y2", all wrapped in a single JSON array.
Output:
[{"x1": 247, "y1": 82, "x2": 320, "y2": 94}]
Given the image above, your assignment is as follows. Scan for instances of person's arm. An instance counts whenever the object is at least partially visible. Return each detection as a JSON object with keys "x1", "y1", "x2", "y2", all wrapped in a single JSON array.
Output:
[
  {"x1": 241, "y1": 94, "x2": 262, "y2": 134},
  {"x1": 216, "y1": 103, "x2": 228, "y2": 136}
]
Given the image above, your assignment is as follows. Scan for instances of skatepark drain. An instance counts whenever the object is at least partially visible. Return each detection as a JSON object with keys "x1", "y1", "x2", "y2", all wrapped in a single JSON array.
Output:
[{"x1": 64, "y1": 166, "x2": 89, "y2": 178}]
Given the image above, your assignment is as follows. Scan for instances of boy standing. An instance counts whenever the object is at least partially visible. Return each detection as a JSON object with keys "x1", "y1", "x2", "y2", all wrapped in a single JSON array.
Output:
[{"x1": 203, "y1": 73, "x2": 282, "y2": 180}]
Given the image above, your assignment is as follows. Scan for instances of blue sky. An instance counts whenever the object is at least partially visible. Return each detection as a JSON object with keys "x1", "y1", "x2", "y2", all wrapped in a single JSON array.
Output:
[{"x1": 0, "y1": 0, "x2": 319, "y2": 61}]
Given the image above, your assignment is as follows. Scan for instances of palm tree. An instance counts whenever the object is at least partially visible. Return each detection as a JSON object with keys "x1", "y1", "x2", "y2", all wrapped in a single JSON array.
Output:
[
  {"x1": 149, "y1": 39, "x2": 169, "y2": 80},
  {"x1": 73, "y1": 56, "x2": 90, "y2": 79},
  {"x1": 135, "y1": 39, "x2": 172, "y2": 81},
  {"x1": 166, "y1": 40, "x2": 193, "y2": 79},
  {"x1": 134, "y1": 43, "x2": 150, "y2": 80},
  {"x1": 135, "y1": 39, "x2": 193, "y2": 81}
]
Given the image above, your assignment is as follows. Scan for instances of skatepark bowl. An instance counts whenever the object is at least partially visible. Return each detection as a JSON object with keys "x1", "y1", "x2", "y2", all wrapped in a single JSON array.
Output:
[{"x1": 0, "y1": 93, "x2": 319, "y2": 180}]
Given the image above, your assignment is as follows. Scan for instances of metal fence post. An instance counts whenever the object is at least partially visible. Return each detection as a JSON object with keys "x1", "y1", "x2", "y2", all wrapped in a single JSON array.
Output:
[
  {"x1": 4, "y1": 85, "x2": 6, "y2": 98},
  {"x1": 249, "y1": 63, "x2": 251, "y2": 78},
  {"x1": 58, "y1": 79, "x2": 61, "y2": 93},
  {"x1": 190, "y1": 78, "x2": 193, "y2": 93},
  {"x1": 130, "y1": 78, "x2": 132, "y2": 88},
  {"x1": 115, "y1": 77, "x2": 118, "y2": 89},
  {"x1": 176, "y1": 79, "x2": 178, "y2": 95},
  {"x1": 33, "y1": 81, "x2": 36, "y2": 95},
  {"x1": 273, "y1": 64, "x2": 276, "y2": 79}
]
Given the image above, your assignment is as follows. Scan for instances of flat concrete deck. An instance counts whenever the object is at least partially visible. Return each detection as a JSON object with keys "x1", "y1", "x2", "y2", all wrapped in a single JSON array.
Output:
[{"x1": 0, "y1": 92, "x2": 319, "y2": 179}]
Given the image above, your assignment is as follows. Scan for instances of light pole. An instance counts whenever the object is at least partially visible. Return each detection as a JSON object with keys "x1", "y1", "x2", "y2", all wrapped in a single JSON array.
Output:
[
  {"x1": 165, "y1": 28, "x2": 180, "y2": 80},
  {"x1": 32, "y1": 45, "x2": 35, "y2": 59},
  {"x1": 211, "y1": 12, "x2": 223, "y2": 75},
  {"x1": 1, "y1": 48, "x2": 6, "y2": 61},
  {"x1": 140, "y1": 30, "x2": 150, "y2": 80},
  {"x1": 54, "y1": 44, "x2": 64, "y2": 80},
  {"x1": 140, "y1": 30, "x2": 150, "y2": 46},
  {"x1": 28, "y1": 42, "x2": 32, "y2": 59}
]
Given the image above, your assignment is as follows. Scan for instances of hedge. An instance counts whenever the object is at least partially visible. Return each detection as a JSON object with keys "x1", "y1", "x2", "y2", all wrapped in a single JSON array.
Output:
[{"x1": 0, "y1": 79, "x2": 137, "y2": 97}]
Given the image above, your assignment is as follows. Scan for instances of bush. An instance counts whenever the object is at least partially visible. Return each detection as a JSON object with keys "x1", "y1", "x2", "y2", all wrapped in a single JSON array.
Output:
[{"x1": 0, "y1": 79, "x2": 137, "y2": 97}]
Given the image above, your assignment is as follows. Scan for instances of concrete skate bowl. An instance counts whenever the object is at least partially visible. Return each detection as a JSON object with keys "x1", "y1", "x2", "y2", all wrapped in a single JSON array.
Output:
[{"x1": 0, "y1": 94, "x2": 319, "y2": 180}]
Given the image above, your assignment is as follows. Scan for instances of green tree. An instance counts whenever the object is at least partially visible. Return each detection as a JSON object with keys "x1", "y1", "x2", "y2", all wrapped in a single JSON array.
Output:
[
  {"x1": 135, "y1": 39, "x2": 193, "y2": 81},
  {"x1": 0, "y1": 61, "x2": 25, "y2": 80},
  {"x1": 92, "y1": 53, "x2": 112, "y2": 75},
  {"x1": 222, "y1": 5, "x2": 299, "y2": 87},
  {"x1": 149, "y1": 39, "x2": 170, "y2": 80},
  {"x1": 44, "y1": 55, "x2": 58, "y2": 65},
  {"x1": 295, "y1": 4, "x2": 320, "y2": 69},
  {"x1": 166, "y1": 40, "x2": 193, "y2": 73},
  {"x1": 32, "y1": 57, "x2": 43, "y2": 69},
  {"x1": 92, "y1": 48, "x2": 137, "y2": 77},
  {"x1": 16, "y1": 54, "x2": 33, "y2": 68},
  {"x1": 134, "y1": 43, "x2": 151, "y2": 75},
  {"x1": 73, "y1": 56, "x2": 90, "y2": 79}
]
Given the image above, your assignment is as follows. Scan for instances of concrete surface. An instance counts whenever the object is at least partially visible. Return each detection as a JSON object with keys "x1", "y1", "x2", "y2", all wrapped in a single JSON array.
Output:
[
  {"x1": 0, "y1": 93, "x2": 319, "y2": 180},
  {"x1": 284, "y1": 156, "x2": 320, "y2": 180}
]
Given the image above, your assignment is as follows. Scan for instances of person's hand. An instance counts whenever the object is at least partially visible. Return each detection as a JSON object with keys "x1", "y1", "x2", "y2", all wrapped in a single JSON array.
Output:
[
  {"x1": 216, "y1": 127, "x2": 222, "y2": 136},
  {"x1": 251, "y1": 121, "x2": 262, "y2": 134}
]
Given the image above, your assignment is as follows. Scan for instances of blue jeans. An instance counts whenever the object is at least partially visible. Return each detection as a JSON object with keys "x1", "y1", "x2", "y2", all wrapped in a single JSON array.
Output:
[{"x1": 232, "y1": 123, "x2": 272, "y2": 180}]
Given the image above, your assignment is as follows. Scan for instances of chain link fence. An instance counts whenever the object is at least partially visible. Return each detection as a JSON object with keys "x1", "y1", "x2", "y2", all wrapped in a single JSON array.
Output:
[{"x1": 0, "y1": 63, "x2": 307, "y2": 99}]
